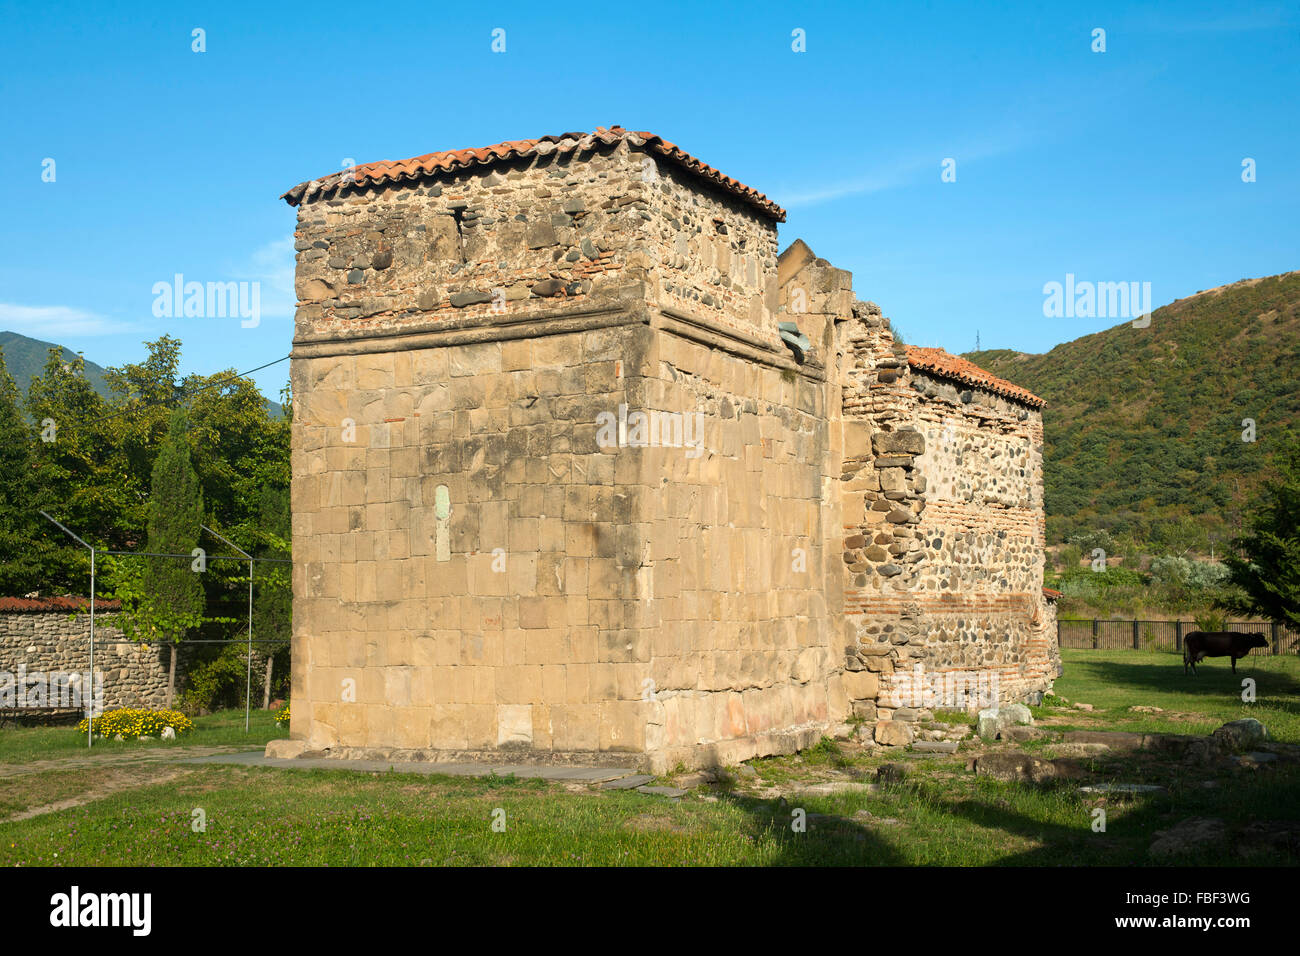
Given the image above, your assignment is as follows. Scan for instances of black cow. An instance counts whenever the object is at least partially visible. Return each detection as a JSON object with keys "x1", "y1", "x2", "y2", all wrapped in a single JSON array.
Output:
[{"x1": 1183, "y1": 631, "x2": 1269, "y2": 675}]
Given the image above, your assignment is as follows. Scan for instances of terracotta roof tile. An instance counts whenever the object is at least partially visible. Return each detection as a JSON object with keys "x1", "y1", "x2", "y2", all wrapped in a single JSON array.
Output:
[
  {"x1": 0, "y1": 596, "x2": 121, "y2": 613},
  {"x1": 1042, "y1": 587, "x2": 1062, "y2": 600},
  {"x1": 281, "y1": 126, "x2": 786, "y2": 221},
  {"x1": 904, "y1": 346, "x2": 1046, "y2": 408}
]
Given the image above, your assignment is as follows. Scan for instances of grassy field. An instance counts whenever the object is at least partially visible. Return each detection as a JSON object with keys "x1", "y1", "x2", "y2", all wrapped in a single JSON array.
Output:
[
  {"x1": 0, "y1": 708, "x2": 285, "y2": 764},
  {"x1": 0, "y1": 649, "x2": 1296, "y2": 867},
  {"x1": 1049, "y1": 648, "x2": 1300, "y2": 741}
]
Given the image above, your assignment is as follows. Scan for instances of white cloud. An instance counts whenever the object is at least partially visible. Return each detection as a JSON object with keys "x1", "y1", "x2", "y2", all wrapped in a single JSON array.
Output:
[
  {"x1": 236, "y1": 236, "x2": 296, "y2": 321},
  {"x1": 780, "y1": 166, "x2": 921, "y2": 206},
  {"x1": 0, "y1": 303, "x2": 132, "y2": 337},
  {"x1": 781, "y1": 135, "x2": 1029, "y2": 209}
]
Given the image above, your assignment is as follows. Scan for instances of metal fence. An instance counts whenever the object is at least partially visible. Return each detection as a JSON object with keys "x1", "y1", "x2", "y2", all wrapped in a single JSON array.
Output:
[{"x1": 1058, "y1": 618, "x2": 1299, "y2": 656}]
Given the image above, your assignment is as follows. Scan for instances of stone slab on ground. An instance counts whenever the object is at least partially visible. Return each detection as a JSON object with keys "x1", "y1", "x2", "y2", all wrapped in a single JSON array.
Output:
[
  {"x1": 797, "y1": 781, "x2": 880, "y2": 795},
  {"x1": 181, "y1": 752, "x2": 640, "y2": 782},
  {"x1": 636, "y1": 785, "x2": 688, "y2": 798},
  {"x1": 599, "y1": 774, "x2": 654, "y2": 790},
  {"x1": 672, "y1": 771, "x2": 715, "y2": 788},
  {"x1": 1213, "y1": 718, "x2": 1268, "y2": 750},
  {"x1": 1149, "y1": 818, "x2": 1225, "y2": 858},
  {"x1": 1061, "y1": 730, "x2": 1145, "y2": 750},
  {"x1": 1002, "y1": 726, "x2": 1050, "y2": 743},
  {"x1": 971, "y1": 752, "x2": 1057, "y2": 783},
  {"x1": 911, "y1": 740, "x2": 959, "y2": 753},
  {"x1": 1079, "y1": 783, "x2": 1169, "y2": 795}
]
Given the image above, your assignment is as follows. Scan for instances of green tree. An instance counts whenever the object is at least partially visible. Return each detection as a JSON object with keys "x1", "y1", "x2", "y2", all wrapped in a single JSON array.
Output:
[
  {"x1": 1218, "y1": 434, "x2": 1300, "y2": 632},
  {"x1": 99, "y1": 335, "x2": 185, "y2": 538},
  {"x1": 114, "y1": 408, "x2": 206, "y2": 706},
  {"x1": 0, "y1": 349, "x2": 45, "y2": 593},
  {"x1": 26, "y1": 348, "x2": 115, "y2": 591}
]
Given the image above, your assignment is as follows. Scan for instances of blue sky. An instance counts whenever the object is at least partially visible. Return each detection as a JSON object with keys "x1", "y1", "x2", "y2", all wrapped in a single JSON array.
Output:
[{"x1": 2, "y1": 0, "x2": 1297, "y2": 400}]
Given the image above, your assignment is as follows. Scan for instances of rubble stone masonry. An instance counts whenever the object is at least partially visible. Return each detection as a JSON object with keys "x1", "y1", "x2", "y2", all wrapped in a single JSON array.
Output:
[{"x1": 0, "y1": 604, "x2": 172, "y2": 711}]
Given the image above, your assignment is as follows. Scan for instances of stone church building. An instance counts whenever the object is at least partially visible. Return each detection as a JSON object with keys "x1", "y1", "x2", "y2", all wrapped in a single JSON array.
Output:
[{"x1": 275, "y1": 127, "x2": 1060, "y2": 771}]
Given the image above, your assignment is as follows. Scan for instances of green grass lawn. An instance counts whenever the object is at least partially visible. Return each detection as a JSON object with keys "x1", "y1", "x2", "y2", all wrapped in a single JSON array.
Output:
[
  {"x1": 2, "y1": 754, "x2": 1294, "y2": 867},
  {"x1": 1051, "y1": 648, "x2": 1300, "y2": 742},
  {"x1": 0, "y1": 651, "x2": 1297, "y2": 866},
  {"x1": 0, "y1": 707, "x2": 285, "y2": 764}
]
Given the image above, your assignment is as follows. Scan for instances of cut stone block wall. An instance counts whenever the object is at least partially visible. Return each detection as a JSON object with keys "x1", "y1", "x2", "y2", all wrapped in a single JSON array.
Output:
[{"x1": 290, "y1": 317, "x2": 843, "y2": 770}]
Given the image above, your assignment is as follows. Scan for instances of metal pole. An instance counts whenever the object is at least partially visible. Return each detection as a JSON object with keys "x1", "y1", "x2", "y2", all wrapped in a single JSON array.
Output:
[
  {"x1": 201, "y1": 526, "x2": 253, "y2": 732},
  {"x1": 247, "y1": 562, "x2": 254, "y2": 732},
  {"x1": 38, "y1": 511, "x2": 96, "y2": 748},
  {"x1": 89, "y1": 549, "x2": 95, "y2": 748}
]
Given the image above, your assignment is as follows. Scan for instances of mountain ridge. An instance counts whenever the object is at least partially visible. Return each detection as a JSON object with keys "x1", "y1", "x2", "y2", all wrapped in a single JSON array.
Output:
[
  {"x1": 0, "y1": 330, "x2": 284, "y2": 417},
  {"x1": 964, "y1": 270, "x2": 1300, "y2": 550}
]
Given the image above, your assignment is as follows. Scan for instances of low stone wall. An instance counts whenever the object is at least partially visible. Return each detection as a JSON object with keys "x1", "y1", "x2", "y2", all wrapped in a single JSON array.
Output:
[{"x1": 0, "y1": 600, "x2": 173, "y2": 711}]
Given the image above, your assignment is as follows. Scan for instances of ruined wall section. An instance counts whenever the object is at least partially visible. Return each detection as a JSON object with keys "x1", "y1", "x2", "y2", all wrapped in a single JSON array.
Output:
[
  {"x1": 834, "y1": 301, "x2": 1057, "y2": 743},
  {"x1": 835, "y1": 301, "x2": 929, "y2": 732},
  {"x1": 899, "y1": 373, "x2": 1060, "y2": 708}
]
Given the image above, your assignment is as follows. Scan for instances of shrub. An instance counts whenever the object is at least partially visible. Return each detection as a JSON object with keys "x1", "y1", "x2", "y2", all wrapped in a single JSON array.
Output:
[
  {"x1": 274, "y1": 704, "x2": 290, "y2": 728},
  {"x1": 1194, "y1": 610, "x2": 1227, "y2": 632},
  {"x1": 1150, "y1": 556, "x2": 1230, "y2": 590},
  {"x1": 76, "y1": 708, "x2": 195, "y2": 740},
  {"x1": 178, "y1": 642, "x2": 254, "y2": 715}
]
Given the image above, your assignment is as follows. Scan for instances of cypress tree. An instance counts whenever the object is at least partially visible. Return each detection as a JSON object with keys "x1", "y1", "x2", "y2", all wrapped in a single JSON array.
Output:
[{"x1": 145, "y1": 408, "x2": 205, "y2": 705}]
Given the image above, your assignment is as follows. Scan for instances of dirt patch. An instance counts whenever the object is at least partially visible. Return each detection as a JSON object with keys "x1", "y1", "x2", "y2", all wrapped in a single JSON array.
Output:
[
  {"x1": 3, "y1": 766, "x2": 192, "y2": 823},
  {"x1": 0, "y1": 744, "x2": 258, "y2": 780}
]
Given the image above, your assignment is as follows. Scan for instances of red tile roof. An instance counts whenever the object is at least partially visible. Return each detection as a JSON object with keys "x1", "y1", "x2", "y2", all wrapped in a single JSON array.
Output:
[
  {"x1": 904, "y1": 346, "x2": 1046, "y2": 408},
  {"x1": 281, "y1": 126, "x2": 787, "y2": 221},
  {"x1": 0, "y1": 596, "x2": 121, "y2": 613},
  {"x1": 1042, "y1": 587, "x2": 1062, "y2": 600}
]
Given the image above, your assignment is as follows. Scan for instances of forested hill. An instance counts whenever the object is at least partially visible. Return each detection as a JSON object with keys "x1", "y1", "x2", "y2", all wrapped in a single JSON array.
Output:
[
  {"x1": 0, "y1": 331, "x2": 110, "y2": 396},
  {"x1": 0, "y1": 330, "x2": 283, "y2": 417},
  {"x1": 966, "y1": 271, "x2": 1300, "y2": 551}
]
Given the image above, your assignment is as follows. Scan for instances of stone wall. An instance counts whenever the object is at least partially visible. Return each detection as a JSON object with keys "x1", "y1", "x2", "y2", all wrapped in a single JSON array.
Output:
[
  {"x1": 287, "y1": 133, "x2": 841, "y2": 770},
  {"x1": 813, "y1": 281, "x2": 1059, "y2": 745},
  {"x1": 0, "y1": 603, "x2": 173, "y2": 710},
  {"x1": 282, "y1": 130, "x2": 1055, "y2": 768},
  {"x1": 290, "y1": 142, "x2": 641, "y2": 343},
  {"x1": 640, "y1": 159, "x2": 782, "y2": 348},
  {"x1": 633, "y1": 324, "x2": 841, "y2": 769},
  {"x1": 900, "y1": 370, "x2": 1059, "y2": 709}
]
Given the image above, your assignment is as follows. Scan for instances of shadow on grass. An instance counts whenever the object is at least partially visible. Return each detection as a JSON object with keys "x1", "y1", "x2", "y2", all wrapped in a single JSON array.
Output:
[
  {"x1": 925, "y1": 768, "x2": 1300, "y2": 866},
  {"x1": 711, "y1": 787, "x2": 907, "y2": 866},
  {"x1": 1077, "y1": 657, "x2": 1300, "y2": 702}
]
